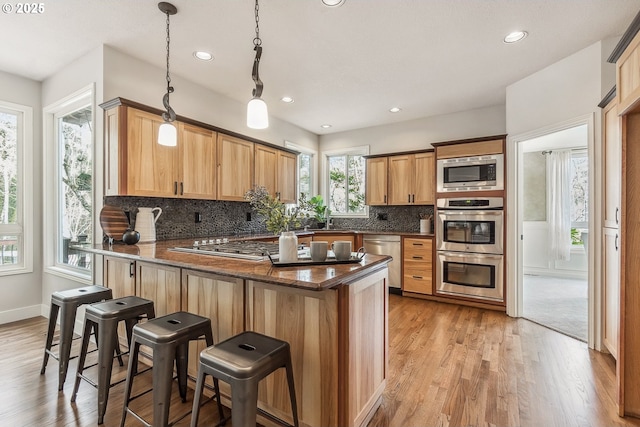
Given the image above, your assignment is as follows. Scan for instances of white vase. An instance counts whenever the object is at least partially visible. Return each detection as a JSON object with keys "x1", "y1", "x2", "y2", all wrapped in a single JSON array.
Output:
[{"x1": 279, "y1": 231, "x2": 298, "y2": 262}]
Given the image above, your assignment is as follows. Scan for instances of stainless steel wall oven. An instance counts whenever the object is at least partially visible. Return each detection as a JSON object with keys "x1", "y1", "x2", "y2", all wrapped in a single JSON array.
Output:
[{"x1": 435, "y1": 197, "x2": 504, "y2": 302}]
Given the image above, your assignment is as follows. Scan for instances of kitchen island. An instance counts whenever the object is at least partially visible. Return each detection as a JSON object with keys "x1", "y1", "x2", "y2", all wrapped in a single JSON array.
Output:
[{"x1": 82, "y1": 238, "x2": 391, "y2": 427}]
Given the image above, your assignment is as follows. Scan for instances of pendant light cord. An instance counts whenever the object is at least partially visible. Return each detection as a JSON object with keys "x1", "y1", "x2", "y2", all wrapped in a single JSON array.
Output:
[
  {"x1": 251, "y1": 0, "x2": 264, "y2": 98},
  {"x1": 162, "y1": 9, "x2": 176, "y2": 122}
]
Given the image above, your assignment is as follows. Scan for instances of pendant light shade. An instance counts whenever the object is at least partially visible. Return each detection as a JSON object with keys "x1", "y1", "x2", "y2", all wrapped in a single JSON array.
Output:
[
  {"x1": 158, "y1": 2, "x2": 178, "y2": 145},
  {"x1": 247, "y1": 97, "x2": 269, "y2": 129},
  {"x1": 158, "y1": 122, "x2": 177, "y2": 146}
]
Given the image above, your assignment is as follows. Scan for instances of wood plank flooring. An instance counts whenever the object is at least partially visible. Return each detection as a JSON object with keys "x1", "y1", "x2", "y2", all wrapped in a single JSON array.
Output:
[{"x1": 0, "y1": 295, "x2": 638, "y2": 427}]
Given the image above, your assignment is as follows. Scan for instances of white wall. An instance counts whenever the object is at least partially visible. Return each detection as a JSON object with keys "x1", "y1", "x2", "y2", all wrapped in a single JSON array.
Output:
[
  {"x1": 103, "y1": 46, "x2": 318, "y2": 153},
  {"x1": 0, "y1": 70, "x2": 42, "y2": 323},
  {"x1": 319, "y1": 104, "x2": 506, "y2": 154}
]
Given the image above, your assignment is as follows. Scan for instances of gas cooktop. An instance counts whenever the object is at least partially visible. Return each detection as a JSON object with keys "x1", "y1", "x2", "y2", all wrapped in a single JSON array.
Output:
[{"x1": 170, "y1": 240, "x2": 304, "y2": 261}]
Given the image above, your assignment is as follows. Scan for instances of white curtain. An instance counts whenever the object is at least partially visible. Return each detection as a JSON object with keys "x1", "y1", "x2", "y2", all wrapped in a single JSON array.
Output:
[{"x1": 547, "y1": 150, "x2": 572, "y2": 261}]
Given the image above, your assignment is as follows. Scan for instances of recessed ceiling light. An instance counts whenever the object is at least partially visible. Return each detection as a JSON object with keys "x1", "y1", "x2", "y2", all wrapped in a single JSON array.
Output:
[
  {"x1": 320, "y1": 124, "x2": 332, "y2": 129},
  {"x1": 389, "y1": 107, "x2": 402, "y2": 113},
  {"x1": 193, "y1": 51, "x2": 213, "y2": 61},
  {"x1": 322, "y1": 0, "x2": 346, "y2": 6},
  {"x1": 503, "y1": 31, "x2": 528, "y2": 44},
  {"x1": 281, "y1": 96, "x2": 294, "y2": 103}
]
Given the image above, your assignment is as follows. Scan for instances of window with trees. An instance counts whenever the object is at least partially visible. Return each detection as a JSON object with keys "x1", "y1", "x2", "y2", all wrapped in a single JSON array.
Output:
[
  {"x1": 323, "y1": 146, "x2": 368, "y2": 217},
  {"x1": 0, "y1": 106, "x2": 21, "y2": 269},
  {"x1": 285, "y1": 141, "x2": 316, "y2": 202},
  {"x1": 570, "y1": 150, "x2": 588, "y2": 244}
]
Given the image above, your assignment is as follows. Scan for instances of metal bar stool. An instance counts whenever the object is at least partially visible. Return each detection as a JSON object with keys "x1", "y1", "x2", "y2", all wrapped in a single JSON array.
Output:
[
  {"x1": 190, "y1": 331, "x2": 299, "y2": 427},
  {"x1": 120, "y1": 311, "x2": 224, "y2": 427},
  {"x1": 71, "y1": 296, "x2": 155, "y2": 424},
  {"x1": 40, "y1": 285, "x2": 113, "y2": 391}
]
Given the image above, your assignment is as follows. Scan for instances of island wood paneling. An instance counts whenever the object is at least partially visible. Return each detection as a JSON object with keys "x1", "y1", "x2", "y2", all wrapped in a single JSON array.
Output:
[
  {"x1": 135, "y1": 261, "x2": 182, "y2": 317},
  {"x1": 247, "y1": 280, "x2": 339, "y2": 427}
]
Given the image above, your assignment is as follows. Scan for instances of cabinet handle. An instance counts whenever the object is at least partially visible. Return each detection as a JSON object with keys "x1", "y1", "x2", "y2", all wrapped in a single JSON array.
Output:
[
  {"x1": 615, "y1": 234, "x2": 619, "y2": 251},
  {"x1": 412, "y1": 256, "x2": 423, "y2": 260},
  {"x1": 180, "y1": 182, "x2": 184, "y2": 195},
  {"x1": 129, "y1": 262, "x2": 135, "y2": 278},
  {"x1": 412, "y1": 275, "x2": 423, "y2": 279},
  {"x1": 412, "y1": 242, "x2": 423, "y2": 246},
  {"x1": 174, "y1": 181, "x2": 178, "y2": 195},
  {"x1": 384, "y1": 195, "x2": 387, "y2": 203},
  {"x1": 412, "y1": 194, "x2": 415, "y2": 203},
  {"x1": 408, "y1": 194, "x2": 411, "y2": 203},
  {"x1": 616, "y1": 207, "x2": 619, "y2": 225}
]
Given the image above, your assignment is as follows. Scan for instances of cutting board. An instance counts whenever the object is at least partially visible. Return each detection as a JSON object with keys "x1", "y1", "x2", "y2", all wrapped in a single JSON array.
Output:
[{"x1": 99, "y1": 205, "x2": 129, "y2": 240}]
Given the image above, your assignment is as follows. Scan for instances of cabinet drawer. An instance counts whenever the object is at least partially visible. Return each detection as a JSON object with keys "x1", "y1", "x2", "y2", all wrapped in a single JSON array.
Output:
[
  {"x1": 404, "y1": 238, "x2": 432, "y2": 258},
  {"x1": 403, "y1": 273, "x2": 432, "y2": 294},
  {"x1": 403, "y1": 260, "x2": 431, "y2": 277}
]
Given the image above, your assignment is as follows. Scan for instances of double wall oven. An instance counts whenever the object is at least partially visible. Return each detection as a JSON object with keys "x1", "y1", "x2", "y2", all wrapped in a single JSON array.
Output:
[{"x1": 435, "y1": 197, "x2": 504, "y2": 302}]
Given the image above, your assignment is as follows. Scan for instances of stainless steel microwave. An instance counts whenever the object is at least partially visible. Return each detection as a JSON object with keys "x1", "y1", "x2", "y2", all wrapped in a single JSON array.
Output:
[{"x1": 436, "y1": 154, "x2": 504, "y2": 192}]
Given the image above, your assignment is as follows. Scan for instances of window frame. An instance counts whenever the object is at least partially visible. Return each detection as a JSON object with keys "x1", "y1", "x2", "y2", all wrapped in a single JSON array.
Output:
[
  {"x1": 43, "y1": 85, "x2": 95, "y2": 282},
  {"x1": 321, "y1": 145, "x2": 369, "y2": 218},
  {"x1": 284, "y1": 141, "x2": 317, "y2": 201},
  {"x1": 0, "y1": 100, "x2": 33, "y2": 276},
  {"x1": 569, "y1": 149, "x2": 588, "y2": 231}
]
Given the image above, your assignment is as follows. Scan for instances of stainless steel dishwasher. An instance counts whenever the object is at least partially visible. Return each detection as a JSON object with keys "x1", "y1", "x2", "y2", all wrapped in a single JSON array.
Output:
[{"x1": 363, "y1": 235, "x2": 401, "y2": 292}]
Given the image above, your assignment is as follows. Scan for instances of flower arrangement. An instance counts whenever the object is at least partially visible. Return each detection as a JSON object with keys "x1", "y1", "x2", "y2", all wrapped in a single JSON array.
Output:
[{"x1": 244, "y1": 186, "x2": 311, "y2": 234}]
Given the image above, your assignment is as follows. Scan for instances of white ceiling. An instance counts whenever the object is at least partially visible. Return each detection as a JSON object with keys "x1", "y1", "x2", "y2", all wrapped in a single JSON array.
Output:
[{"x1": 1, "y1": 0, "x2": 638, "y2": 135}]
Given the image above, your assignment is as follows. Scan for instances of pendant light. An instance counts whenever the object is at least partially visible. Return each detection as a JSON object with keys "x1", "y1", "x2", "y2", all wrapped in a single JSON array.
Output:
[
  {"x1": 158, "y1": 2, "x2": 178, "y2": 146},
  {"x1": 247, "y1": 0, "x2": 269, "y2": 129}
]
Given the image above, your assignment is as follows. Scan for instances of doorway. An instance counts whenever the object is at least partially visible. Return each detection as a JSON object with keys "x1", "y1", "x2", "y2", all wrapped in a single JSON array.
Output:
[{"x1": 508, "y1": 116, "x2": 595, "y2": 347}]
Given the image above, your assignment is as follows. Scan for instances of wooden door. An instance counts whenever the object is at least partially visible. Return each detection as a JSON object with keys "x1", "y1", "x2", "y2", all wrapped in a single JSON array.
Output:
[
  {"x1": 136, "y1": 261, "x2": 182, "y2": 317},
  {"x1": 254, "y1": 144, "x2": 278, "y2": 196},
  {"x1": 126, "y1": 108, "x2": 179, "y2": 197},
  {"x1": 277, "y1": 150, "x2": 298, "y2": 203},
  {"x1": 179, "y1": 123, "x2": 216, "y2": 199},
  {"x1": 217, "y1": 134, "x2": 254, "y2": 201},
  {"x1": 413, "y1": 152, "x2": 435, "y2": 205},
  {"x1": 388, "y1": 154, "x2": 413, "y2": 205},
  {"x1": 603, "y1": 228, "x2": 620, "y2": 359},
  {"x1": 603, "y1": 99, "x2": 621, "y2": 229},
  {"x1": 366, "y1": 157, "x2": 388, "y2": 205}
]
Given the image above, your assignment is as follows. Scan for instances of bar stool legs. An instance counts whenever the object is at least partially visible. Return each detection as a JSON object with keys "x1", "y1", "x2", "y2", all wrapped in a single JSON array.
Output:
[{"x1": 40, "y1": 285, "x2": 113, "y2": 391}]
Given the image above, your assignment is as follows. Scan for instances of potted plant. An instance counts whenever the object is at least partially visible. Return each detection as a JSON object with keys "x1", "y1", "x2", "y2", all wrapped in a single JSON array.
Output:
[{"x1": 308, "y1": 195, "x2": 330, "y2": 229}]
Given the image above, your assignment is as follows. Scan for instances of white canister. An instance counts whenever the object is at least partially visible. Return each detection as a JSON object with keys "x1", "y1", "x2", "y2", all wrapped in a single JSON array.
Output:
[
  {"x1": 420, "y1": 219, "x2": 432, "y2": 234},
  {"x1": 278, "y1": 231, "x2": 299, "y2": 262}
]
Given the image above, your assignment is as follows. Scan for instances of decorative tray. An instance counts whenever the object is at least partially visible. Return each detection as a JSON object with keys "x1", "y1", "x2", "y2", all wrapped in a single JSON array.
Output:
[{"x1": 268, "y1": 255, "x2": 364, "y2": 267}]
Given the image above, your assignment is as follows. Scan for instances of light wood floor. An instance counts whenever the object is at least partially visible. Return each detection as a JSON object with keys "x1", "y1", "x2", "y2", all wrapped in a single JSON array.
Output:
[{"x1": 1, "y1": 295, "x2": 639, "y2": 427}]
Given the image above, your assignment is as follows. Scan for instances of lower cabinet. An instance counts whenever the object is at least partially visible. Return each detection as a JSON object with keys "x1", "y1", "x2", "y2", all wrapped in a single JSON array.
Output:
[
  {"x1": 402, "y1": 237, "x2": 433, "y2": 294},
  {"x1": 136, "y1": 261, "x2": 182, "y2": 317},
  {"x1": 603, "y1": 227, "x2": 620, "y2": 359},
  {"x1": 103, "y1": 256, "x2": 137, "y2": 346}
]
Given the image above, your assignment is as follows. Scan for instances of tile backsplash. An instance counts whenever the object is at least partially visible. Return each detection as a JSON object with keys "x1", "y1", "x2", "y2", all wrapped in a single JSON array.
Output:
[{"x1": 105, "y1": 196, "x2": 434, "y2": 240}]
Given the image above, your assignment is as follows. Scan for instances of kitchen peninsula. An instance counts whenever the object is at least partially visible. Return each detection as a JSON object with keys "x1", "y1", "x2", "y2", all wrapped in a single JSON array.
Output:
[{"x1": 82, "y1": 238, "x2": 391, "y2": 427}]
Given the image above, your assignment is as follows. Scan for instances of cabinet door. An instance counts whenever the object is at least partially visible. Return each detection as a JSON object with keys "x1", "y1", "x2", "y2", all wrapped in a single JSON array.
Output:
[
  {"x1": 603, "y1": 228, "x2": 620, "y2": 359},
  {"x1": 217, "y1": 134, "x2": 254, "y2": 201},
  {"x1": 277, "y1": 150, "x2": 298, "y2": 204},
  {"x1": 136, "y1": 261, "x2": 182, "y2": 317},
  {"x1": 617, "y1": 30, "x2": 640, "y2": 114},
  {"x1": 388, "y1": 155, "x2": 413, "y2": 205},
  {"x1": 603, "y1": 100, "x2": 621, "y2": 229},
  {"x1": 179, "y1": 123, "x2": 216, "y2": 199},
  {"x1": 402, "y1": 238, "x2": 432, "y2": 294},
  {"x1": 103, "y1": 256, "x2": 136, "y2": 346},
  {"x1": 255, "y1": 144, "x2": 278, "y2": 196},
  {"x1": 413, "y1": 152, "x2": 435, "y2": 205},
  {"x1": 127, "y1": 108, "x2": 179, "y2": 197},
  {"x1": 366, "y1": 157, "x2": 388, "y2": 205}
]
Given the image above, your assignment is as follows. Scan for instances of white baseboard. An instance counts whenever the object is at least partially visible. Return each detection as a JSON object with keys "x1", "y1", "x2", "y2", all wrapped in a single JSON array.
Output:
[
  {"x1": 524, "y1": 267, "x2": 587, "y2": 280},
  {"x1": 0, "y1": 304, "x2": 44, "y2": 325}
]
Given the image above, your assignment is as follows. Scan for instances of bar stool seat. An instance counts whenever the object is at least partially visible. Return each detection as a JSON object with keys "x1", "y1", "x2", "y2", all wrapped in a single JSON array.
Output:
[
  {"x1": 71, "y1": 296, "x2": 155, "y2": 424},
  {"x1": 40, "y1": 285, "x2": 113, "y2": 391},
  {"x1": 190, "y1": 331, "x2": 299, "y2": 427},
  {"x1": 121, "y1": 311, "x2": 224, "y2": 427}
]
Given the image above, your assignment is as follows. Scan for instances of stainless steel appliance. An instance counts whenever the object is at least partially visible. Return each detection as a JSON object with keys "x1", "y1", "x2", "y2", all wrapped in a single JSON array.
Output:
[
  {"x1": 171, "y1": 240, "x2": 304, "y2": 261},
  {"x1": 435, "y1": 197, "x2": 504, "y2": 302},
  {"x1": 363, "y1": 235, "x2": 401, "y2": 292},
  {"x1": 436, "y1": 154, "x2": 504, "y2": 192},
  {"x1": 436, "y1": 197, "x2": 503, "y2": 254}
]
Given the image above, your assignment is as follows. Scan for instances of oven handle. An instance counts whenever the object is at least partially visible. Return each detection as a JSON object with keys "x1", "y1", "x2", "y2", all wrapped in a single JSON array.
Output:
[
  {"x1": 439, "y1": 251, "x2": 503, "y2": 260},
  {"x1": 436, "y1": 209, "x2": 503, "y2": 215}
]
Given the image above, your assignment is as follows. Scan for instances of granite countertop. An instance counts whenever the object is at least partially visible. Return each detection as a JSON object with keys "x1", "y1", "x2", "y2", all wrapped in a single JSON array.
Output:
[{"x1": 80, "y1": 236, "x2": 392, "y2": 292}]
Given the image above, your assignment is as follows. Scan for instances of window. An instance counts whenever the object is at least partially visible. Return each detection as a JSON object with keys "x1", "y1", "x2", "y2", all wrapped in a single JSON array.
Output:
[
  {"x1": 570, "y1": 150, "x2": 588, "y2": 244},
  {"x1": 44, "y1": 87, "x2": 94, "y2": 278},
  {"x1": 322, "y1": 146, "x2": 368, "y2": 217},
  {"x1": 0, "y1": 101, "x2": 32, "y2": 274},
  {"x1": 285, "y1": 141, "x2": 316, "y2": 201}
]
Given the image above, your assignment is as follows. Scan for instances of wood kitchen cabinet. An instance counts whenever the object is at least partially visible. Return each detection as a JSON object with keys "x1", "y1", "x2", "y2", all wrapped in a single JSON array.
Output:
[
  {"x1": 254, "y1": 144, "x2": 297, "y2": 203},
  {"x1": 217, "y1": 133, "x2": 254, "y2": 201},
  {"x1": 366, "y1": 157, "x2": 388, "y2": 205},
  {"x1": 104, "y1": 104, "x2": 216, "y2": 199},
  {"x1": 603, "y1": 98, "x2": 621, "y2": 228},
  {"x1": 136, "y1": 261, "x2": 182, "y2": 317},
  {"x1": 603, "y1": 227, "x2": 620, "y2": 359},
  {"x1": 617, "y1": 29, "x2": 640, "y2": 115},
  {"x1": 388, "y1": 152, "x2": 434, "y2": 205},
  {"x1": 402, "y1": 237, "x2": 433, "y2": 295},
  {"x1": 103, "y1": 256, "x2": 137, "y2": 347}
]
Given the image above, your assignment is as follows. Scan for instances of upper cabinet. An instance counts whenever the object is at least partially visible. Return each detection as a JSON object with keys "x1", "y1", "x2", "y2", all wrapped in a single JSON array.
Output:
[
  {"x1": 217, "y1": 133, "x2": 254, "y2": 201},
  {"x1": 254, "y1": 145, "x2": 297, "y2": 203},
  {"x1": 388, "y1": 152, "x2": 435, "y2": 205},
  {"x1": 603, "y1": 98, "x2": 621, "y2": 229},
  {"x1": 366, "y1": 157, "x2": 388, "y2": 205},
  {"x1": 617, "y1": 30, "x2": 640, "y2": 115}
]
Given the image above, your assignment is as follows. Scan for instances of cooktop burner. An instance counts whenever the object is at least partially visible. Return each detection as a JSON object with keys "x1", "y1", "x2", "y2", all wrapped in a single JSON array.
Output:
[{"x1": 170, "y1": 240, "x2": 303, "y2": 261}]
